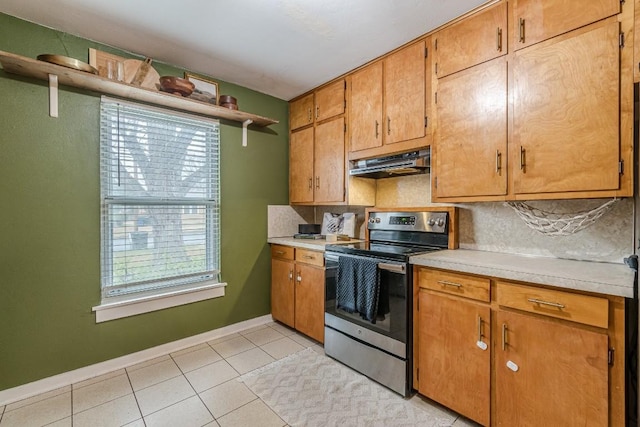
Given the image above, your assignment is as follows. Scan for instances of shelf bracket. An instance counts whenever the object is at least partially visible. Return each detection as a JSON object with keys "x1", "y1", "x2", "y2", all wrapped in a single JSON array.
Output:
[
  {"x1": 48, "y1": 74, "x2": 58, "y2": 118},
  {"x1": 242, "y1": 119, "x2": 253, "y2": 147}
]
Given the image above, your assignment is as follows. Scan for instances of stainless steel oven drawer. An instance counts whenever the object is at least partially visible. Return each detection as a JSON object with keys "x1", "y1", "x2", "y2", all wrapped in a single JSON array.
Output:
[{"x1": 324, "y1": 326, "x2": 410, "y2": 397}]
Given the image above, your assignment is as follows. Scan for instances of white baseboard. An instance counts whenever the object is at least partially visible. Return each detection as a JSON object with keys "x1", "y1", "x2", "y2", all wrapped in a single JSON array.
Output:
[{"x1": 0, "y1": 314, "x2": 272, "y2": 406}]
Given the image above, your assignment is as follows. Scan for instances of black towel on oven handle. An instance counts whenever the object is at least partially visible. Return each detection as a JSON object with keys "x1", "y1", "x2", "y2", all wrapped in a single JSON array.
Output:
[{"x1": 336, "y1": 256, "x2": 381, "y2": 323}]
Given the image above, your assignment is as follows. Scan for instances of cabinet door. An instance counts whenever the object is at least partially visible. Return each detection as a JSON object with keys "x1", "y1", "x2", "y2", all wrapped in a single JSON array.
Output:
[
  {"x1": 271, "y1": 258, "x2": 295, "y2": 328},
  {"x1": 419, "y1": 291, "x2": 490, "y2": 426},
  {"x1": 384, "y1": 41, "x2": 426, "y2": 144},
  {"x1": 294, "y1": 263, "x2": 325, "y2": 343},
  {"x1": 434, "y1": 58, "x2": 507, "y2": 198},
  {"x1": 495, "y1": 310, "x2": 608, "y2": 426},
  {"x1": 435, "y1": 2, "x2": 507, "y2": 78},
  {"x1": 315, "y1": 80, "x2": 345, "y2": 122},
  {"x1": 349, "y1": 62, "x2": 383, "y2": 153},
  {"x1": 314, "y1": 117, "x2": 345, "y2": 203},
  {"x1": 289, "y1": 127, "x2": 314, "y2": 203},
  {"x1": 290, "y1": 93, "x2": 314, "y2": 130},
  {"x1": 512, "y1": 21, "x2": 620, "y2": 195},
  {"x1": 512, "y1": 0, "x2": 619, "y2": 50}
]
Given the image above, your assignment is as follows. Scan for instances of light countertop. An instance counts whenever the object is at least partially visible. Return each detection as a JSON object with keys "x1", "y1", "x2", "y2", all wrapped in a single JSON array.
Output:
[
  {"x1": 268, "y1": 236, "x2": 364, "y2": 251},
  {"x1": 410, "y1": 249, "x2": 636, "y2": 298}
]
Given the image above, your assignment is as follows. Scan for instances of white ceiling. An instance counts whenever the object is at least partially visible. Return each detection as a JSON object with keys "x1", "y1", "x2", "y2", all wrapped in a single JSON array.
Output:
[{"x1": 0, "y1": 0, "x2": 489, "y2": 100}]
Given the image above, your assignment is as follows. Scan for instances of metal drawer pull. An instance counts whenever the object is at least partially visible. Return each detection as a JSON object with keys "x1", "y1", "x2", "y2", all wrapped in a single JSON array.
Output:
[
  {"x1": 275, "y1": 250, "x2": 285, "y2": 255},
  {"x1": 288, "y1": 270, "x2": 293, "y2": 280},
  {"x1": 502, "y1": 324, "x2": 508, "y2": 351},
  {"x1": 527, "y1": 298, "x2": 565, "y2": 309},
  {"x1": 496, "y1": 27, "x2": 502, "y2": 51},
  {"x1": 302, "y1": 255, "x2": 315, "y2": 259},
  {"x1": 519, "y1": 18, "x2": 525, "y2": 43},
  {"x1": 378, "y1": 263, "x2": 405, "y2": 274},
  {"x1": 296, "y1": 274, "x2": 302, "y2": 282},
  {"x1": 438, "y1": 280, "x2": 462, "y2": 288}
]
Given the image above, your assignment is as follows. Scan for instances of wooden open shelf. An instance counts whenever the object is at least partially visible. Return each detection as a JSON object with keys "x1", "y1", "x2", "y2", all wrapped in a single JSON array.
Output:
[{"x1": 0, "y1": 50, "x2": 278, "y2": 127}]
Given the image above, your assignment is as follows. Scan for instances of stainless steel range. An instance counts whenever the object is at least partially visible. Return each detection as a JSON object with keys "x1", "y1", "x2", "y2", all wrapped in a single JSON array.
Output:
[{"x1": 324, "y1": 210, "x2": 452, "y2": 397}]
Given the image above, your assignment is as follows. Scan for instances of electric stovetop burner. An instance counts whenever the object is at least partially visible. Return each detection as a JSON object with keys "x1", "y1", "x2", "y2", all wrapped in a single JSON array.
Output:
[{"x1": 325, "y1": 241, "x2": 442, "y2": 261}]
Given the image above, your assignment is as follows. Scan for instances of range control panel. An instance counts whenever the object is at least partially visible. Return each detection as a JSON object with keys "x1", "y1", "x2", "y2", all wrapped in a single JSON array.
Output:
[{"x1": 368, "y1": 211, "x2": 448, "y2": 234}]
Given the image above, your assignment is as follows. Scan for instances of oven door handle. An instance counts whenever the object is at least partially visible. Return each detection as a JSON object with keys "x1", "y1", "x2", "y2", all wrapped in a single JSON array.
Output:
[
  {"x1": 378, "y1": 263, "x2": 406, "y2": 274},
  {"x1": 325, "y1": 253, "x2": 340, "y2": 263}
]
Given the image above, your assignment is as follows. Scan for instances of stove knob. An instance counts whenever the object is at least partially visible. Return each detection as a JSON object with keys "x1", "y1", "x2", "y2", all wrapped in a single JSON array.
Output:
[
  {"x1": 375, "y1": 218, "x2": 381, "y2": 223},
  {"x1": 369, "y1": 218, "x2": 375, "y2": 223},
  {"x1": 427, "y1": 218, "x2": 435, "y2": 226},
  {"x1": 436, "y1": 218, "x2": 445, "y2": 227}
]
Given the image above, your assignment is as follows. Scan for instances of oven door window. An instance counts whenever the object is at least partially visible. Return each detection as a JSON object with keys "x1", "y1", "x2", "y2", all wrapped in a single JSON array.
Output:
[{"x1": 325, "y1": 256, "x2": 407, "y2": 343}]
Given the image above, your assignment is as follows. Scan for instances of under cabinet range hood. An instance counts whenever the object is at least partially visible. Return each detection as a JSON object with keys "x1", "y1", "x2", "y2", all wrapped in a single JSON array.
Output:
[{"x1": 349, "y1": 149, "x2": 429, "y2": 179}]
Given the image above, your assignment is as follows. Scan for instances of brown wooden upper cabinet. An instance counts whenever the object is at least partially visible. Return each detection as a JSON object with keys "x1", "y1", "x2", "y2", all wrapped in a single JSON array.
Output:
[
  {"x1": 289, "y1": 117, "x2": 345, "y2": 204},
  {"x1": 512, "y1": 0, "x2": 620, "y2": 50},
  {"x1": 434, "y1": 58, "x2": 508, "y2": 199},
  {"x1": 511, "y1": 19, "x2": 621, "y2": 195},
  {"x1": 290, "y1": 93, "x2": 314, "y2": 131},
  {"x1": 434, "y1": 2, "x2": 507, "y2": 79},
  {"x1": 349, "y1": 40, "x2": 428, "y2": 158},
  {"x1": 434, "y1": 0, "x2": 632, "y2": 202},
  {"x1": 289, "y1": 80, "x2": 345, "y2": 131}
]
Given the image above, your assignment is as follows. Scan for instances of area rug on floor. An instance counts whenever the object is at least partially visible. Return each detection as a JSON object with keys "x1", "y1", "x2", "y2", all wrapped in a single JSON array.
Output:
[{"x1": 238, "y1": 348, "x2": 456, "y2": 427}]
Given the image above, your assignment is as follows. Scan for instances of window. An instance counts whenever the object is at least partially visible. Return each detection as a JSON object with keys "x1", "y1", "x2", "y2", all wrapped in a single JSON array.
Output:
[{"x1": 98, "y1": 97, "x2": 221, "y2": 306}]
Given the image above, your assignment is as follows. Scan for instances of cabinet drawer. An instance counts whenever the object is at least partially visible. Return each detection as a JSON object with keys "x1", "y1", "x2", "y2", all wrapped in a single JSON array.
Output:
[
  {"x1": 295, "y1": 248, "x2": 324, "y2": 267},
  {"x1": 271, "y1": 244, "x2": 294, "y2": 260},
  {"x1": 497, "y1": 282, "x2": 608, "y2": 328},
  {"x1": 418, "y1": 268, "x2": 490, "y2": 302}
]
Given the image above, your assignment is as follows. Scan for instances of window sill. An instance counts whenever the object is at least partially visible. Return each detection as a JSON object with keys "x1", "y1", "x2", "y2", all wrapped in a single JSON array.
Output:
[{"x1": 92, "y1": 281, "x2": 227, "y2": 323}]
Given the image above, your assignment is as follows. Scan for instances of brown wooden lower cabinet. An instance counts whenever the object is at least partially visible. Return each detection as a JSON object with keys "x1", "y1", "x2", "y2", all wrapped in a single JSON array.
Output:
[
  {"x1": 294, "y1": 263, "x2": 324, "y2": 343},
  {"x1": 271, "y1": 257, "x2": 295, "y2": 328},
  {"x1": 495, "y1": 310, "x2": 608, "y2": 426},
  {"x1": 270, "y1": 244, "x2": 325, "y2": 343},
  {"x1": 418, "y1": 291, "x2": 490, "y2": 426},
  {"x1": 414, "y1": 266, "x2": 625, "y2": 427}
]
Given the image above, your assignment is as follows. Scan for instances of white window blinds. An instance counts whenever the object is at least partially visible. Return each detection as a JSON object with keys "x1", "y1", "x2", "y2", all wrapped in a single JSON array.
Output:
[{"x1": 100, "y1": 97, "x2": 220, "y2": 299}]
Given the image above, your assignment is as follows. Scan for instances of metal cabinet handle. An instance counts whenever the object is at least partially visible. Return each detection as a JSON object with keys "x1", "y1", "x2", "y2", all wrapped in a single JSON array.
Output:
[
  {"x1": 519, "y1": 146, "x2": 526, "y2": 171},
  {"x1": 496, "y1": 150, "x2": 502, "y2": 174},
  {"x1": 308, "y1": 177, "x2": 313, "y2": 190},
  {"x1": 375, "y1": 120, "x2": 379, "y2": 138},
  {"x1": 387, "y1": 116, "x2": 391, "y2": 135},
  {"x1": 519, "y1": 18, "x2": 525, "y2": 43},
  {"x1": 296, "y1": 274, "x2": 302, "y2": 283},
  {"x1": 308, "y1": 108, "x2": 312, "y2": 122},
  {"x1": 288, "y1": 270, "x2": 293, "y2": 280},
  {"x1": 527, "y1": 298, "x2": 565, "y2": 309},
  {"x1": 502, "y1": 323, "x2": 508, "y2": 351},
  {"x1": 477, "y1": 315, "x2": 484, "y2": 341},
  {"x1": 437, "y1": 280, "x2": 462, "y2": 288},
  {"x1": 315, "y1": 176, "x2": 320, "y2": 189},
  {"x1": 315, "y1": 105, "x2": 319, "y2": 120},
  {"x1": 496, "y1": 27, "x2": 502, "y2": 51}
]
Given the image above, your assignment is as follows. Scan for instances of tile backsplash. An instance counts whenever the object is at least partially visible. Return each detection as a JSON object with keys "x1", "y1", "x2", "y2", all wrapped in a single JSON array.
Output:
[
  {"x1": 269, "y1": 174, "x2": 635, "y2": 263},
  {"x1": 456, "y1": 198, "x2": 634, "y2": 263}
]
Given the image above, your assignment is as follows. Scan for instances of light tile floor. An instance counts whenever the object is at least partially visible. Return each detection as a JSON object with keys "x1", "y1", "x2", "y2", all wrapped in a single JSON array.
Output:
[{"x1": 0, "y1": 322, "x2": 480, "y2": 427}]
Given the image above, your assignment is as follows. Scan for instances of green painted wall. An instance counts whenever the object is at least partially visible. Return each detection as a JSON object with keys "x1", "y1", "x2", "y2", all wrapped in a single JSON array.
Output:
[{"x1": 0, "y1": 13, "x2": 289, "y2": 391}]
